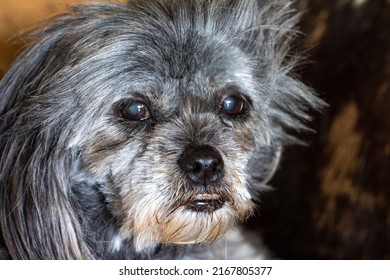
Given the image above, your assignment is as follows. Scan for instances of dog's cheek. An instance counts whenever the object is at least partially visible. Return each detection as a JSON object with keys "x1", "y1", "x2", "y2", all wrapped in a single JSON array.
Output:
[{"x1": 80, "y1": 130, "x2": 146, "y2": 177}]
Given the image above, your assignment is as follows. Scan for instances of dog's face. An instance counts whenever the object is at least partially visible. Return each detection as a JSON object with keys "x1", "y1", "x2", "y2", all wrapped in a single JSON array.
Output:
[
  {"x1": 65, "y1": 6, "x2": 271, "y2": 251},
  {"x1": 0, "y1": 0, "x2": 323, "y2": 258}
]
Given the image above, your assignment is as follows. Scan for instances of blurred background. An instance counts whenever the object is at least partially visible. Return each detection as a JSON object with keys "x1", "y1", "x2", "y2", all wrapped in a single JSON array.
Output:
[{"x1": 1, "y1": 0, "x2": 389, "y2": 259}]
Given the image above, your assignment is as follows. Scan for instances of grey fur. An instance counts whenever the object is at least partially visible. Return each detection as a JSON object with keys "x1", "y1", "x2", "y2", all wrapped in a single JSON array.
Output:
[{"x1": 0, "y1": 0, "x2": 324, "y2": 259}]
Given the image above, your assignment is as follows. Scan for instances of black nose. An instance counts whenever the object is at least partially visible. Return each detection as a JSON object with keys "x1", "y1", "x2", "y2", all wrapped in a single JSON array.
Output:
[{"x1": 178, "y1": 145, "x2": 224, "y2": 186}]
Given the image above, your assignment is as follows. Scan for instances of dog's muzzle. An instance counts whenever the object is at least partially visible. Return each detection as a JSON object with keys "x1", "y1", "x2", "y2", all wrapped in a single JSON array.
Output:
[{"x1": 178, "y1": 145, "x2": 225, "y2": 212}]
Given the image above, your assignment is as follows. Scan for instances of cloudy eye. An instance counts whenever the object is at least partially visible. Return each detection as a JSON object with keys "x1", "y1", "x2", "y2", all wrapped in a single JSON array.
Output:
[
  {"x1": 221, "y1": 95, "x2": 246, "y2": 116},
  {"x1": 121, "y1": 101, "x2": 151, "y2": 121}
]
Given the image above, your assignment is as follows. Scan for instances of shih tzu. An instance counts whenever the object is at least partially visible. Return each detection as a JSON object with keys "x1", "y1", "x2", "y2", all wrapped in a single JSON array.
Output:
[{"x1": 0, "y1": 0, "x2": 323, "y2": 259}]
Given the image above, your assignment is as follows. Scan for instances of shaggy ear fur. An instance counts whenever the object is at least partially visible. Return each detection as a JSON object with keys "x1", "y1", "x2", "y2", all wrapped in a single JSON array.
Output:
[{"x1": 0, "y1": 34, "x2": 93, "y2": 260}]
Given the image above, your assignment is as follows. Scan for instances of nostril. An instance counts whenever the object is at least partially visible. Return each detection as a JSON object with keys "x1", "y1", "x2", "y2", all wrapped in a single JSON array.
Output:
[
  {"x1": 178, "y1": 145, "x2": 224, "y2": 186},
  {"x1": 193, "y1": 162, "x2": 203, "y2": 174}
]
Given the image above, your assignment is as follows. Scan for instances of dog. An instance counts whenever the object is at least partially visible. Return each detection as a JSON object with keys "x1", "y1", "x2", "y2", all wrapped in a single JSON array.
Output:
[{"x1": 0, "y1": 0, "x2": 323, "y2": 259}]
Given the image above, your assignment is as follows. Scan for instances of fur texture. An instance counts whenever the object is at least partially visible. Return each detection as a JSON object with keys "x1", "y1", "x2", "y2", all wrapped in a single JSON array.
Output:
[{"x1": 0, "y1": 0, "x2": 323, "y2": 259}]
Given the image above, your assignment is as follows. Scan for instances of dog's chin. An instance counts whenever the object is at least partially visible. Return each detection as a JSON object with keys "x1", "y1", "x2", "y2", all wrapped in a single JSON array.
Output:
[{"x1": 119, "y1": 190, "x2": 255, "y2": 252}]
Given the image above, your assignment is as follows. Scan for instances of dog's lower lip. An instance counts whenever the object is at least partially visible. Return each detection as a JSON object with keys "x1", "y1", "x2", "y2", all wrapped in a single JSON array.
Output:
[{"x1": 186, "y1": 194, "x2": 225, "y2": 212}]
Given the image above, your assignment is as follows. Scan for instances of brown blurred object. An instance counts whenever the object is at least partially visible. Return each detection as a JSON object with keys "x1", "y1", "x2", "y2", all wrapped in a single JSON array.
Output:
[
  {"x1": 1, "y1": 0, "x2": 389, "y2": 259},
  {"x1": 0, "y1": 0, "x2": 109, "y2": 75}
]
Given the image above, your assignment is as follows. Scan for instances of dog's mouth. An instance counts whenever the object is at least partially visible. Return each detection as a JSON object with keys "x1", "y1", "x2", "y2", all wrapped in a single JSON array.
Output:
[{"x1": 185, "y1": 194, "x2": 225, "y2": 213}]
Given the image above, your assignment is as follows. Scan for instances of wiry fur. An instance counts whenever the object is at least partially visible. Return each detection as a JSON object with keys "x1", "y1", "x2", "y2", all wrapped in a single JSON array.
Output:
[{"x1": 0, "y1": 0, "x2": 324, "y2": 259}]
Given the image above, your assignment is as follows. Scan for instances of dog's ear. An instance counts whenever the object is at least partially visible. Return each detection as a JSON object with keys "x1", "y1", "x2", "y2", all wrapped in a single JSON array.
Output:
[
  {"x1": 0, "y1": 127, "x2": 92, "y2": 259},
  {"x1": 0, "y1": 141, "x2": 92, "y2": 259},
  {"x1": 0, "y1": 35, "x2": 54, "y2": 130},
  {"x1": 0, "y1": 34, "x2": 93, "y2": 260},
  {"x1": 0, "y1": 119, "x2": 93, "y2": 258}
]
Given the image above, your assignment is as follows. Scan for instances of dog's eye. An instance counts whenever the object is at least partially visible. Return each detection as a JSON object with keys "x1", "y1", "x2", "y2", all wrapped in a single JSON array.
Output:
[
  {"x1": 221, "y1": 95, "x2": 246, "y2": 115},
  {"x1": 121, "y1": 101, "x2": 151, "y2": 121}
]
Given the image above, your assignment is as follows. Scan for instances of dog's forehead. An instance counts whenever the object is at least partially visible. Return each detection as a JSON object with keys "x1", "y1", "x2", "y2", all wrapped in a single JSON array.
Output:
[
  {"x1": 49, "y1": 2, "x2": 262, "y2": 112},
  {"x1": 115, "y1": 30, "x2": 256, "y2": 103}
]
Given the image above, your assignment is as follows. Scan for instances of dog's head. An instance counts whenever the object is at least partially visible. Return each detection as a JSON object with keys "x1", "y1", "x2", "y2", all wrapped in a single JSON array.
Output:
[{"x1": 0, "y1": 0, "x2": 323, "y2": 259}]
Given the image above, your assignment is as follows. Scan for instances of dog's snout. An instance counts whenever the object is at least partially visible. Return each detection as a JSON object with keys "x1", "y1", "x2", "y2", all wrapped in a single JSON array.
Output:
[{"x1": 178, "y1": 145, "x2": 224, "y2": 186}]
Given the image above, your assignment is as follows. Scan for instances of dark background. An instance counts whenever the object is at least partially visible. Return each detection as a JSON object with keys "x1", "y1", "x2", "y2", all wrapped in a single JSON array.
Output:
[
  {"x1": 1, "y1": 0, "x2": 389, "y2": 259},
  {"x1": 254, "y1": 0, "x2": 390, "y2": 259}
]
